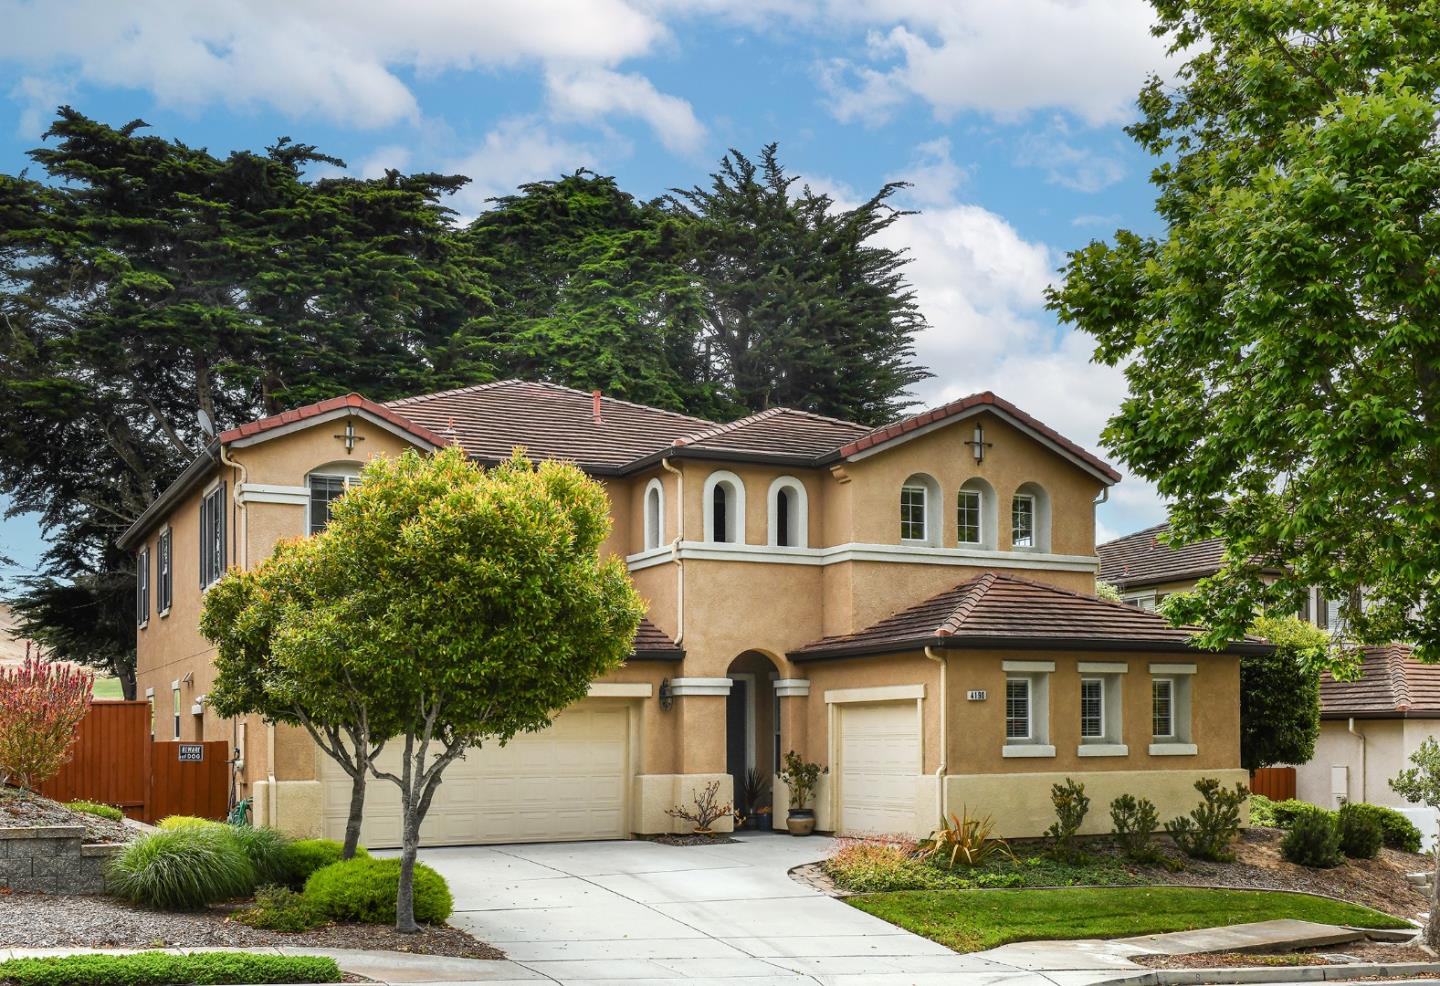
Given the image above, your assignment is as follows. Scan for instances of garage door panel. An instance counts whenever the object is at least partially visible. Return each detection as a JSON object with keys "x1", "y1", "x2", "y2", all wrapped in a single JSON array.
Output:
[
  {"x1": 838, "y1": 701, "x2": 920, "y2": 837},
  {"x1": 320, "y1": 702, "x2": 629, "y2": 848}
]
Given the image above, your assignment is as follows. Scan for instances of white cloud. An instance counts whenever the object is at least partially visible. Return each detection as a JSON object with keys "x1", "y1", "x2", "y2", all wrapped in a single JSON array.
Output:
[
  {"x1": 1071, "y1": 213, "x2": 1122, "y2": 228},
  {"x1": 0, "y1": 0, "x2": 666, "y2": 128},
  {"x1": 1016, "y1": 124, "x2": 1127, "y2": 193},
  {"x1": 546, "y1": 67, "x2": 705, "y2": 155},
  {"x1": 887, "y1": 137, "x2": 968, "y2": 206},
  {"x1": 818, "y1": 0, "x2": 1174, "y2": 127},
  {"x1": 9, "y1": 75, "x2": 70, "y2": 137},
  {"x1": 441, "y1": 118, "x2": 602, "y2": 218}
]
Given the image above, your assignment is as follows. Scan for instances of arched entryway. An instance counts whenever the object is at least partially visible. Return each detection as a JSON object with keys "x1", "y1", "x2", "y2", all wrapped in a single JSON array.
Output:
[{"x1": 725, "y1": 651, "x2": 781, "y2": 821}]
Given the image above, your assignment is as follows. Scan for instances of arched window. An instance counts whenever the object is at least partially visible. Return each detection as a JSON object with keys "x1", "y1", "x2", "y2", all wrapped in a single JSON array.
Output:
[
  {"x1": 957, "y1": 477, "x2": 998, "y2": 550},
  {"x1": 306, "y1": 461, "x2": 363, "y2": 535},
  {"x1": 767, "y1": 476, "x2": 808, "y2": 548},
  {"x1": 1011, "y1": 482, "x2": 1052, "y2": 551},
  {"x1": 643, "y1": 478, "x2": 665, "y2": 551},
  {"x1": 899, "y1": 473, "x2": 942, "y2": 546},
  {"x1": 703, "y1": 470, "x2": 746, "y2": 544}
]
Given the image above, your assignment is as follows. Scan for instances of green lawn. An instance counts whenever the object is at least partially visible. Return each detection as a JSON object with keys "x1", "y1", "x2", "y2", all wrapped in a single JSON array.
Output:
[
  {"x1": 90, "y1": 677, "x2": 124, "y2": 699},
  {"x1": 847, "y1": 887, "x2": 1411, "y2": 953}
]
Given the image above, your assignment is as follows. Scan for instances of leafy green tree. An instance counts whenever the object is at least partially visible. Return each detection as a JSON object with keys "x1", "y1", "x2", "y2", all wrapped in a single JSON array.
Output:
[
  {"x1": 1048, "y1": 1, "x2": 1440, "y2": 659},
  {"x1": 666, "y1": 144, "x2": 930, "y2": 424},
  {"x1": 249, "y1": 447, "x2": 643, "y2": 931},
  {"x1": 1241, "y1": 615, "x2": 1327, "y2": 771},
  {"x1": 201, "y1": 537, "x2": 397, "y2": 860},
  {"x1": 1390, "y1": 738, "x2": 1440, "y2": 946}
]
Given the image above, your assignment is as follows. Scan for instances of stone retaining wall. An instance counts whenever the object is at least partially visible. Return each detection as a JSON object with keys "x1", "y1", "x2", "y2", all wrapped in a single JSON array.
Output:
[{"x1": 0, "y1": 825, "x2": 122, "y2": 894}]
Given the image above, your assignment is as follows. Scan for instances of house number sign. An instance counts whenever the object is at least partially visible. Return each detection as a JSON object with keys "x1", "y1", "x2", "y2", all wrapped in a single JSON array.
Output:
[
  {"x1": 178, "y1": 744, "x2": 205, "y2": 762},
  {"x1": 966, "y1": 690, "x2": 987, "y2": 701}
]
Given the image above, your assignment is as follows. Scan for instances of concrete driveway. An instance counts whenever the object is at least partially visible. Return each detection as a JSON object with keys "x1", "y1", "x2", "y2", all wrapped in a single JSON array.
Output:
[{"x1": 416, "y1": 832, "x2": 1049, "y2": 985}]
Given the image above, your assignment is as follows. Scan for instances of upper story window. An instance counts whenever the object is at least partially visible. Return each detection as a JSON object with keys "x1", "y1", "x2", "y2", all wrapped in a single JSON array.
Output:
[
  {"x1": 702, "y1": 470, "x2": 746, "y2": 544},
  {"x1": 1080, "y1": 678, "x2": 1104, "y2": 738},
  {"x1": 308, "y1": 464, "x2": 362, "y2": 535},
  {"x1": 1011, "y1": 482, "x2": 1051, "y2": 551},
  {"x1": 956, "y1": 477, "x2": 996, "y2": 549},
  {"x1": 156, "y1": 529, "x2": 173, "y2": 615},
  {"x1": 768, "y1": 477, "x2": 807, "y2": 548},
  {"x1": 136, "y1": 546, "x2": 150, "y2": 627},
  {"x1": 900, "y1": 473, "x2": 941, "y2": 546},
  {"x1": 199, "y1": 484, "x2": 226, "y2": 588},
  {"x1": 643, "y1": 479, "x2": 665, "y2": 551}
]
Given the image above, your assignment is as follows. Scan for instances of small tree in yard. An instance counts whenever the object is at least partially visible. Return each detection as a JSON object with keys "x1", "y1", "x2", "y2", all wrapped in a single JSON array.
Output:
[
  {"x1": 1390, "y1": 739, "x2": 1440, "y2": 948},
  {"x1": 0, "y1": 657, "x2": 93, "y2": 791},
  {"x1": 264, "y1": 447, "x2": 644, "y2": 932}
]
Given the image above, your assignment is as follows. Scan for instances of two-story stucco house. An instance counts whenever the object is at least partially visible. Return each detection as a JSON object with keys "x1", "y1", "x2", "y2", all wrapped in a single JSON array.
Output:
[{"x1": 119, "y1": 381, "x2": 1260, "y2": 847}]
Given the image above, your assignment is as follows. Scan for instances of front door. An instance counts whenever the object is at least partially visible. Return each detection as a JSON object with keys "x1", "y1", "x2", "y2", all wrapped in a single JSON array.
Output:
[{"x1": 725, "y1": 677, "x2": 749, "y2": 809}]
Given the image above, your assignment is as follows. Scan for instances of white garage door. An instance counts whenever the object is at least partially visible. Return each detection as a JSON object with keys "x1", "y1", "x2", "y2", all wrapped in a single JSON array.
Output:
[
  {"x1": 837, "y1": 701, "x2": 920, "y2": 836},
  {"x1": 320, "y1": 702, "x2": 630, "y2": 848}
]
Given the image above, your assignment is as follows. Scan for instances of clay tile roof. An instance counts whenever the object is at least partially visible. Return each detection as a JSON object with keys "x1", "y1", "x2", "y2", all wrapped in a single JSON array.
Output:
[
  {"x1": 218, "y1": 393, "x2": 451, "y2": 449},
  {"x1": 385, "y1": 381, "x2": 715, "y2": 471},
  {"x1": 673, "y1": 407, "x2": 873, "y2": 459},
  {"x1": 831, "y1": 391, "x2": 1121, "y2": 483},
  {"x1": 1321, "y1": 643, "x2": 1440, "y2": 718},
  {"x1": 1097, "y1": 522, "x2": 1227, "y2": 590},
  {"x1": 630, "y1": 617, "x2": 684, "y2": 661},
  {"x1": 788, "y1": 572, "x2": 1267, "y2": 660}
]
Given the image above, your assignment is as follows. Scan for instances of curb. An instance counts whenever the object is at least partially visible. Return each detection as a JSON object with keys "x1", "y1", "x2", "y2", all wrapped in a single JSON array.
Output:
[{"x1": 1090, "y1": 961, "x2": 1440, "y2": 986}]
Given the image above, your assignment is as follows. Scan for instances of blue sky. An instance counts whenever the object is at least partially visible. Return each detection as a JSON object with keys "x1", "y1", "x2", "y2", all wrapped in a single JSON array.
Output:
[{"x1": 0, "y1": 0, "x2": 1179, "y2": 577}]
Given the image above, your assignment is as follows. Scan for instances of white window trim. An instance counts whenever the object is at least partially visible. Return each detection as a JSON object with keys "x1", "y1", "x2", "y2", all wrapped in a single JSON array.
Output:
[
  {"x1": 1080, "y1": 677, "x2": 1104, "y2": 740},
  {"x1": 171, "y1": 680, "x2": 182, "y2": 740},
  {"x1": 766, "y1": 476, "x2": 808, "y2": 548},
  {"x1": 1149, "y1": 743, "x2": 1198, "y2": 756},
  {"x1": 307, "y1": 469, "x2": 363, "y2": 537},
  {"x1": 136, "y1": 546, "x2": 150, "y2": 629},
  {"x1": 701, "y1": 470, "x2": 747, "y2": 545},
  {"x1": 1078, "y1": 744, "x2": 1129, "y2": 757},
  {"x1": 199, "y1": 481, "x2": 225, "y2": 591},
  {"x1": 1011, "y1": 492, "x2": 1036, "y2": 548},
  {"x1": 1152, "y1": 677, "x2": 1176, "y2": 740},
  {"x1": 156, "y1": 527, "x2": 172, "y2": 618},
  {"x1": 643, "y1": 478, "x2": 666, "y2": 552},
  {"x1": 1005, "y1": 676, "x2": 1032, "y2": 741},
  {"x1": 1002, "y1": 744, "x2": 1057, "y2": 758},
  {"x1": 957, "y1": 487, "x2": 983, "y2": 546},
  {"x1": 900, "y1": 483, "x2": 929, "y2": 544}
]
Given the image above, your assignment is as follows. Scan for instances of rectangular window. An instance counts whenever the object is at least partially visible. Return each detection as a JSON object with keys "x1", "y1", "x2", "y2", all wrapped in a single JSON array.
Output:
[
  {"x1": 1153, "y1": 679, "x2": 1174, "y2": 738},
  {"x1": 200, "y1": 484, "x2": 226, "y2": 587},
  {"x1": 900, "y1": 485, "x2": 927, "y2": 541},
  {"x1": 146, "y1": 689, "x2": 155, "y2": 739},
  {"x1": 957, "y1": 489, "x2": 982, "y2": 544},
  {"x1": 1005, "y1": 678, "x2": 1031, "y2": 740},
  {"x1": 308, "y1": 475, "x2": 349, "y2": 535},
  {"x1": 1080, "y1": 678, "x2": 1104, "y2": 738},
  {"x1": 156, "y1": 529, "x2": 173, "y2": 614},
  {"x1": 1012, "y1": 494, "x2": 1035, "y2": 547},
  {"x1": 172, "y1": 684, "x2": 182, "y2": 740},
  {"x1": 136, "y1": 547, "x2": 150, "y2": 626}
]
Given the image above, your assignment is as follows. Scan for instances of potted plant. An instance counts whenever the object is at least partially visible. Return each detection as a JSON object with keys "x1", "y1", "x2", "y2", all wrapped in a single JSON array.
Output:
[
  {"x1": 740, "y1": 768, "x2": 770, "y2": 831},
  {"x1": 780, "y1": 751, "x2": 826, "y2": 836},
  {"x1": 664, "y1": 780, "x2": 733, "y2": 836}
]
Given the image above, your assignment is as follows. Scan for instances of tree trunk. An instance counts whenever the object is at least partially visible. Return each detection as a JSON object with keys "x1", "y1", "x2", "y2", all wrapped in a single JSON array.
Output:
[
  {"x1": 395, "y1": 806, "x2": 421, "y2": 934},
  {"x1": 1428, "y1": 846, "x2": 1440, "y2": 950},
  {"x1": 342, "y1": 769, "x2": 366, "y2": 860},
  {"x1": 117, "y1": 664, "x2": 137, "y2": 701}
]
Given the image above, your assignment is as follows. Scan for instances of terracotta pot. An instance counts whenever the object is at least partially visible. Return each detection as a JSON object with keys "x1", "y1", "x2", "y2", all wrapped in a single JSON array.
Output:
[
  {"x1": 693, "y1": 826, "x2": 714, "y2": 836},
  {"x1": 787, "y1": 808, "x2": 816, "y2": 836}
]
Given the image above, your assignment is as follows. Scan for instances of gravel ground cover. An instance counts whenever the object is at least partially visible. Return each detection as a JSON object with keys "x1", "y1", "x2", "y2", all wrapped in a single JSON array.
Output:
[
  {"x1": 1131, "y1": 940, "x2": 1433, "y2": 969},
  {"x1": 0, "y1": 790, "x2": 133, "y2": 844},
  {"x1": 0, "y1": 893, "x2": 502, "y2": 959}
]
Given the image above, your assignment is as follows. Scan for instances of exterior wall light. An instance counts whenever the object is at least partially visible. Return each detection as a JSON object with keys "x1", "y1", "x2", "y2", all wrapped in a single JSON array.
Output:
[
  {"x1": 658, "y1": 678, "x2": 674, "y2": 711},
  {"x1": 969, "y1": 423, "x2": 993, "y2": 464}
]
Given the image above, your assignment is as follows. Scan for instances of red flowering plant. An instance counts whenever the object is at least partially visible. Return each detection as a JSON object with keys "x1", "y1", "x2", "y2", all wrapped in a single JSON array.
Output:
[{"x1": 0, "y1": 657, "x2": 93, "y2": 792}]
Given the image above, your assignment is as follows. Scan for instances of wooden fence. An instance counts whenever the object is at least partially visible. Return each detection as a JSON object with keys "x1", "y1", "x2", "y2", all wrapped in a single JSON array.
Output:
[
  {"x1": 1250, "y1": 766, "x2": 1297, "y2": 801},
  {"x1": 39, "y1": 701, "x2": 150, "y2": 819},
  {"x1": 39, "y1": 702, "x2": 230, "y2": 823}
]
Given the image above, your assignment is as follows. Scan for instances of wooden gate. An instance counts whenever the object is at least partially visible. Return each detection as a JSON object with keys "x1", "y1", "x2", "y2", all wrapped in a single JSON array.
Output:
[
  {"x1": 40, "y1": 701, "x2": 150, "y2": 820},
  {"x1": 149, "y1": 741, "x2": 230, "y2": 822},
  {"x1": 1250, "y1": 767, "x2": 1297, "y2": 801}
]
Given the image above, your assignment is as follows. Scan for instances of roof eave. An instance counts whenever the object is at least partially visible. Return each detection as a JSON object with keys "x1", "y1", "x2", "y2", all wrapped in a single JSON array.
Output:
[
  {"x1": 619, "y1": 445, "x2": 822, "y2": 476},
  {"x1": 627, "y1": 649, "x2": 686, "y2": 663},
  {"x1": 788, "y1": 634, "x2": 1270, "y2": 662},
  {"x1": 117, "y1": 442, "x2": 221, "y2": 550}
]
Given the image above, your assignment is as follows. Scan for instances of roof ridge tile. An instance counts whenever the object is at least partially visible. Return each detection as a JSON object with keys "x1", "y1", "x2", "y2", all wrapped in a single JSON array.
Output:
[{"x1": 936, "y1": 572, "x2": 995, "y2": 636}]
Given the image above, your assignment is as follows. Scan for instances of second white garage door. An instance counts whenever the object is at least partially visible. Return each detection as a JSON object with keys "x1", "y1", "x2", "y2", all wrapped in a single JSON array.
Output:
[
  {"x1": 320, "y1": 701, "x2": 630, "y2": 848},
  {"x1": 836, "y1": 701, "x2": 921, "y2": 836}
]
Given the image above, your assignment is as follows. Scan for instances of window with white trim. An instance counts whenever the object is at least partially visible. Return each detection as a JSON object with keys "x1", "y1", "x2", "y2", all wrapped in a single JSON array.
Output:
[
  {"x1": 1149, "y1": 668, "x2": 1194, "y2": 748},
  {"x1": 643, "y1": 479, "x2": 664, "y2": 551},
  {"x1": 1152, "y1": 678, "x2": 1175, "y2": 738},
  {"x1": 957, "y1": 489, "x2": 982, "y2": 545},
  {"x1": 1011, "y1": 493, "x2": 1035, "y2": 547},
  {"x1": 156, "y1": 529, "x2": 173, "y2": 615},
  {"x1": 703, "y1": 471, "x2": 745, "y2": 544},
  {"x1": 146, "y1": 688, "x2": 155, "y2": 739},
  {"x1": 136, "y1": 547, "x2": 150, "y2": 627},
  {"x1": 1005, "y1": 678, "x2": 1031, "y2": 740},
  {"x1": 172, "y1": 683, "x2": 182, "y2": 740},
  {"x1": 308, "y1": 475, "x2": 363, "y2": 534},
  {"x1": 769, "y1": 477, "x2": 807, "y2": 548},
  {"x1": 1080, "y1": 678, "x2": 1104, "y2": 738},
  {"x1": 900, "y1": 485, "x2": 927, "y2": 541},
  {"x1": 199, "y1": 484, "x2": 226, "y2": 587}
]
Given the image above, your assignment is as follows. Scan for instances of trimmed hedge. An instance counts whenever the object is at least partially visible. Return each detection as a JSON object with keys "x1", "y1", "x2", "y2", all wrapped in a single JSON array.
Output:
[
  {"x1": 107, "y1": 827, "x2": 254, "y2": 910},
  {"x1": 281, "y1": 839, "x2": 368, "y2": 888},
  {"x1": 64, "y1": 800, "x2": 123, "y2": 822},
  {"x1": 1251, "y1": 796, "x2": 1423, "y2": 854},
  {"x1": 1339, "y1": 802, "x2": 1423, "y2": 854},
  {"x1": 305, "y1": 856, "x2": 453, "y2": 925},
  {"x1": 1337, "y1": 803, "x2": 1384, "y2": 860},
  {"x1": 0, "y1": 951, "x2": 339, "y2": 985}
]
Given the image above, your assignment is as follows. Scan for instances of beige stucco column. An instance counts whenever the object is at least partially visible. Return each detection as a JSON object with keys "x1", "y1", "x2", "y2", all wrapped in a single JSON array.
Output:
[
  {"x1": 634, "y1": 677, "x2": 735, "y2": 834},
  {"x1": 770, "y1": 678, "x2": 813, "y2": 830}
]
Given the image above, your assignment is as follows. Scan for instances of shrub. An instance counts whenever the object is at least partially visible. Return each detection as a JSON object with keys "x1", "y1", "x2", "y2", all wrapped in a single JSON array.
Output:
[
  {"x1": 64, "y1": 800, "x2": 123, "y2": 822},
  {"x1": 1165, "y1": 779, "x2": 1247, "y2": 862},
  {"x1": 823, "y1": 840, "x2": 943, "y2": 892},
  {"x1": 230, "y1": 825, "x2": 292, "y2": 886},
  {"x1": 1336, "y1": 803, "x2": 1384, "y2": 860},
  {"x1": 234, "y1": 884, "x2": 326, "y2": 932},
  {"x1": 1044, "y1": 778, "x2": 1091, "y2": 863},
  {"x1": 1110, "y1": 794, "x2": 1164, "y2": 863},
  {"x1": 305, "y1": 857, "x2": 452, "y2": 925},
  {"x1": 1339, "y1": 802, "x2": 1423, "y2": 853},
  {"x1": 1249, "y1": 794, "x2": 1279, "y2": 827},
  {"x1": 0, "y1": 657, "x2": 92, "y2": 791},
  {"x1": 664, "y1": 779, "x2": 734, "y2": 832},
  {"x1": 107, "y1": 827, "x2": 255, "y2": 910},
  {"x1": 1283, "y1": 811, "x2": 1344, "y2": 868},
  {"x1": 0, "y1": 950, "x2": 340, "y2": 985},
  {"x1": 281, "y1": 839, "x2": 368, "y2": 888},
  {"x1": 1267, "y1": 799, "x2": 1335, "y2": 828},
  {"x1": 918, "y1": 809, "x2": 1014, "y2": 869},
  {"x1": 156, "y1": 815, "x2": 222, "y2": 831}
]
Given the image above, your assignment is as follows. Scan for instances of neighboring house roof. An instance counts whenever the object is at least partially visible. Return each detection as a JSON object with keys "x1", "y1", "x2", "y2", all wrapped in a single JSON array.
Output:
[
  {"x1": 1321, "y1": 643, "x2": 1440, "y2": 719},
  {"x1": 630, "y1": 617, "x2": 684, "y2": 662},
  {"x1": 788, "y1": 572, "x2": 1271, "y2": 660},
  {"x1": 1097, "y1": 522, "x2": 1228, "y2": 590}
]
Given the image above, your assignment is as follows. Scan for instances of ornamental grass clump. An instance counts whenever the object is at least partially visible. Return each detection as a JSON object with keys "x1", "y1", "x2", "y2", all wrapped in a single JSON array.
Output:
[
  {"x1": 107, "y1": 827, "x2": 255, "y2": 910},
  {"x1": 919, "y1": 809, "x2": 1014, "y2": 869},
  {"x1": 231, "y1": 824, "x2": 293, "y2": 886}
]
